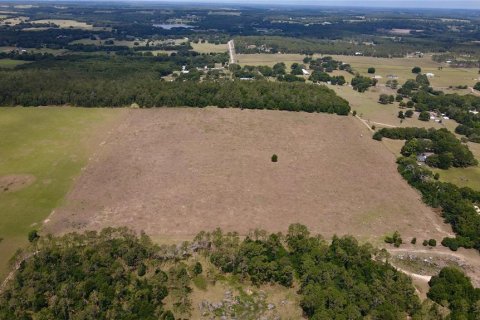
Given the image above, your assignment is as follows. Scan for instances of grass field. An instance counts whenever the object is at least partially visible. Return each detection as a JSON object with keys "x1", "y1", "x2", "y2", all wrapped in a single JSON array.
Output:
[
  {"x1": 432, "y1": 167, "x2": 480, "y2": 191},
  {"x1": 46, "y1": 108, "x2": 452, "y2": 248},
  {"x1": 0, "y1": 107, "x2": 122, "y2": 278},
  {"x1": 0, "y1": 59, "x2": 31, "y2": 68},
  {"x1": 191, "y1": 41, "x2": 227, "y2": 53},
  {"x1": 329, "y1": 54, "x2": 480, "y2": 88},
  {"x1": 71, "y1": 38, "x2": 185, "y2": 47},
  {"x1": 0, "y1": 16, "x2": 28, "y2": 25},
  {"x1": 236, "y1": 53, "x2": 306, "y2": 68},
  {"x1": 30, "y1": 19, "x2": 94, "y2": 29},
  {"x1": 235, "y1": 53, "x2": 479, "y2": 88}
]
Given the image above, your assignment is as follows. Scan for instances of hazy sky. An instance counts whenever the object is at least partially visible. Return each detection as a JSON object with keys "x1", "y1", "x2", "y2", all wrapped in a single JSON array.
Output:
[{"x1": 161, "y1": 0, "x2": 480, "y2": 9}]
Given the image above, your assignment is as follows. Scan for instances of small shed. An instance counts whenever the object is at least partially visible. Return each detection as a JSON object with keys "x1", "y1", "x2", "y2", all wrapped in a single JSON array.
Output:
[{"x1": 417, "y1": 152, "x2": 434, "y2": 162}]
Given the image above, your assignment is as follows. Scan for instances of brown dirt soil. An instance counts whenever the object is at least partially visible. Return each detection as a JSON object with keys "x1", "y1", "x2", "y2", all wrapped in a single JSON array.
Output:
[
  {"x1": 46, "y1": 108, "x2": 453, "y2": 243},
  {"x1": 0, "y1": 174, "x2": 35, "y2": 193}
]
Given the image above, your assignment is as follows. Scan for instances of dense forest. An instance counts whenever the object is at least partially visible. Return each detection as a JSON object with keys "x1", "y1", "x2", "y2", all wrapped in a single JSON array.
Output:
[
  {"x1": 3, "y1": 225, "x2": 474, "y2": 319},
  {"x1": 0, "y1": 55, "x2": 350, "y2": 114}
]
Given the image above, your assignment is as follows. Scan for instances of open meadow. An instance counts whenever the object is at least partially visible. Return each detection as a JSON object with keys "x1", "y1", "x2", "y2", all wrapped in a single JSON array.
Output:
[
  {"x1": 236, "y1": 53, "x2": 479, "y2": 88},
  {"x1": 0, "y1": 59, "x2": 31, "y2": 68},
  {"x1": 45, "y1": 107, "x2": 452, "y2": 247},
  {"x1": 191, "y1": 41, "x2": 227, "y2": 53},
  {"x1": 0, "y1": 107, "x2": 122, "y2": 278}
]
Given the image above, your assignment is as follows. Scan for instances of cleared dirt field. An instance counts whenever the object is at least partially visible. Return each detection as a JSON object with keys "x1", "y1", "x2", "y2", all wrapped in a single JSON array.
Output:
[{"x1": 46, "y1": 108, "x2": 452, "y2": 244}]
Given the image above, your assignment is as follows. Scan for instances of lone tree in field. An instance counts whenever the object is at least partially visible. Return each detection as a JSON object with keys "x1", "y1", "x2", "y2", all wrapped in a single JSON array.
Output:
[
  {"x1": 379, "y1": 94, "x2": 390, "y2": 104},
  {"x1": 367, "y1": 67, "x2": 376, "y2": 74},
  {"x1": 405, "y1": 110, "x2": 414, "y2": 118},
  {"x1": 271, "y1": 154, "x2": 278, "y2": 162},
  {"x1": 412, "y1": 66, "x2": 422, "y2": 74}
]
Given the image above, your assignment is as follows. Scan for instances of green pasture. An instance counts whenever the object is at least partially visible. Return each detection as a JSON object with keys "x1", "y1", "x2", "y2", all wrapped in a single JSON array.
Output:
[{"x1": 0, "y1": 107, "x2": 120, "y2": 278}]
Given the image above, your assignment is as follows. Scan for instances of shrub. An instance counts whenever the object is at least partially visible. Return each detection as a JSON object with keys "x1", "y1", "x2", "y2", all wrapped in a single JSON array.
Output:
[
  {"x1": 423, "y1": 240, "x2": 428, "y2": 246},
  {"x1": 405, "y1": 110, "x2": 414, "y2": 118},
  {"x1": 398, "y1": 111, "x2": 405, "y2": 119},
  {"x1": 28, "y1": 230, "x2": 39, "y2": 243},
  {"x1": 385, "y1": 231, "x2": 402, "y2": 247},
  {"x1": 379, "y1": 94, "x2": 390, "y2": 104},
  {"x1": 271, "y1": 154, "x2": 278, "y2": 162},
  {"x1": 442, "y1": 237, "x2": 459, "y2": 251},
  {"x1": 352, "y1": 110, "x2": 357, "y2": 116},
  {"x1": 411, "y1": 237, "x2": 417, "y2": 244},
  {"x1": 474, "y1": 82, "x2": 480, "y2": 91},
  {"x1": 367, "y1": 67, "x2": 375, "y2": 74},
  {"x1": 137, "y1": 263, "x2": 147, "y2": 276},
  {"x1": 193, "y1": 262, "x2": 203, "y2": 275},
  {"x1": 428, "y1": 239, "x2": 437, "y2": 247},
  {"x1": 418, "y1": 111, "x2": 430, "y2": 121},
  {"x1": 412, "y1": 66, "x2": 421, "y2": 74}
]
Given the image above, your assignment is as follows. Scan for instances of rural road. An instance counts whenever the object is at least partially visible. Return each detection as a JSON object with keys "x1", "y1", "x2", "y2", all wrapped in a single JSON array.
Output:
[{"x1": 228, "y1": 40, "x2": 236, "y2": 64}]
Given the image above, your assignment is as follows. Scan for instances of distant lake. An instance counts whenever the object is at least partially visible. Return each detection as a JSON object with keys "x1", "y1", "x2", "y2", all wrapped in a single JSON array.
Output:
[{"x1": 153, "y1": 24, "x2": 194, "y2": 30}]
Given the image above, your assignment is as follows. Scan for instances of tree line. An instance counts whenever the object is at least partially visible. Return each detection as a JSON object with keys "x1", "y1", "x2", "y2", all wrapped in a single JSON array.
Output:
[
  {"x1": 0, "y1": 61, "x2": 350, "y2": 114},
  {"x1": 5, "y1": 225, "x2": 475, "y2": 319},
  {"x1": 396, "y1": 155, "x2": 480, "y2": 252},
  {"x1": 373, "y1": 127, "x2": 477, "y2": 169}
]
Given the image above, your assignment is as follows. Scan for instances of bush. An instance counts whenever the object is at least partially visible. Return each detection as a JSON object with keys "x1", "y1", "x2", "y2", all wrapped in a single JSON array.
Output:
[
  {"x1": 271, "y1": 154, "x2": 278, "y2": 162},
  {"x1": 352, "y1": 110, "x2": 357, "y2": 116},
  {"x1": 428, "y1": 239, "x2": 437, "y2": 247},
  {"x1": 398, "y1": 111, "x2": 405, "y2": 119},
  {"x1": 28, "y1": 230, "x2": 39, "y2": 243},
  {"x1": 405, "y1": 110, "x2": 414, "y2": 118},
  {"x1": 442, "y1": 237, "x2": 459, "y2": 251},
  {"x1": 412, "y1": 66, "x2": 421, "y2": 74},
  {"x1": 422, "y1": 240, "x2": 428, "y2": 246},
  {"x1": 385, "y1": 231, "x2": 402, "y2": 247},
  {"x1": 192, "y1": 262, "x2": 203, "y2": 275},
  {"x1": 411, "y1": 237, "x2": 417, "y2": 244},
  {"x1": 367, "y1": 67, "x2": 375, "y2": 74},
  {"x1": 137, "y1": 262, "x2": 147, "y2": 276},
  {"x1": 418, "y1": 111, "x2": 430, "y2": 121},
  {"x1": 473, "y1": 82, "x2": 480, "y2": 91}
]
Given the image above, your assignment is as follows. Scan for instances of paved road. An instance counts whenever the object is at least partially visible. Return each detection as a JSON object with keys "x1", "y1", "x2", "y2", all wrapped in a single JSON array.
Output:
[{"x1": 227, "y1": 40, "x2": 236, "y2": 64}]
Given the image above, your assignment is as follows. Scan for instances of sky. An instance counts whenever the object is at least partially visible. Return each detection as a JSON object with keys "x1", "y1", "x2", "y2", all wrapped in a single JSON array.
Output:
[{"x1": 155, "y1": 0, "x2": 480, "y2": 9}]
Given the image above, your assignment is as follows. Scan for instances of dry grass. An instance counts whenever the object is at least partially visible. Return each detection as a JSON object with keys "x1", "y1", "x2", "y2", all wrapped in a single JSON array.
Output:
[
  {"x1": 46, "y1": 108, "x2": 452, "y2": 245},
  {"x1": 191, "y1": 41, "x2": 228, "y2": 53},
  {"x1": 236, "y1": 53, "x2": 306, "y2": 68},
  {"x1": 329, "y1": 54, "x2": 479, "y2": 88},
  {"x1": 30, "y1": 19, "x2": 94, "y2": 29}
]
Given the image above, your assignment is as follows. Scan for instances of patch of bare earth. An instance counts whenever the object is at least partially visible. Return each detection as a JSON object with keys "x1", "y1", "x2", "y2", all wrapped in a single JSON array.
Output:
[
  {"x1": 46, "y1": 108, "x2": 452, "y2": 243},
  {"x1": 0, "y1": 174, "x2": 35, "y2": 193}
]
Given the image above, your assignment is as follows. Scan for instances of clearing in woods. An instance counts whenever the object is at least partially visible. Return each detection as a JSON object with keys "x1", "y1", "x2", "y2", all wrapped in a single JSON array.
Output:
[{"x1": 46, "y1": 107, "x2": 452, "y2": 246}]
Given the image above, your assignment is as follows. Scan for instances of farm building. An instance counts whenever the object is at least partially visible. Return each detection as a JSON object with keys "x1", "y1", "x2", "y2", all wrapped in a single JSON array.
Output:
[{"x1": 417, "y1": 152, "x2": 434, "y2": 162}]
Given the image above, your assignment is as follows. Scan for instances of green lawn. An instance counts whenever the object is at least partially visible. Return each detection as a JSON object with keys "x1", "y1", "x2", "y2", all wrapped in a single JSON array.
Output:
[
  {"x1": 0, "y1": 107, "x2": 120, "y2": 278},
  {"x1": 433, "y1": 166, "x2": 480, "y2": 191},
  {"x1": 0, "y1": 59, "x2": 31, "y2": 69}
]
